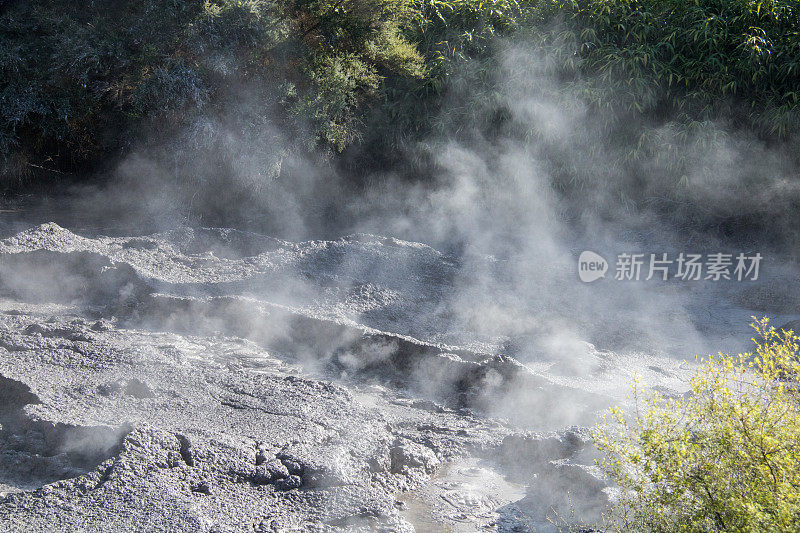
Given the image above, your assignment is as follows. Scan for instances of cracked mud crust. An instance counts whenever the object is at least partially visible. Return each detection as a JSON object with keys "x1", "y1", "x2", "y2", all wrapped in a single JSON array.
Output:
[{"x1": 0, "y1": 223, "x2": 791, "y2": 532}]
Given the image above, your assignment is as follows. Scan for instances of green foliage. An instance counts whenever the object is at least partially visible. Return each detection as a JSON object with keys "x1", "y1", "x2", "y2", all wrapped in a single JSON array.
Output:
[
  {"x1": 352, "y1": 0, "x2": 525, "y2": 167},
  {"x1": 536, "y1": 0, "x2": 800, "y2": 136},
  {"x1": 594, "y1": 318, "x2": 800, "y2": 532},
  {"x1": 2, "y1": 0, "x2": 800, "y2": 196},
  {"x1": 0, "y1": 0, "x2": 425, "y2": 187},
  {"x1": 411, "y1": 0, "x2": 523, "y2": 65}
]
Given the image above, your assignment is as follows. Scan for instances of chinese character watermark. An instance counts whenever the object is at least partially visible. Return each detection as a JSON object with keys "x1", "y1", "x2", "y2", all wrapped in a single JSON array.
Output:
[{"x1": 578, "y1": 251, "x2": 761, "y2": 283}]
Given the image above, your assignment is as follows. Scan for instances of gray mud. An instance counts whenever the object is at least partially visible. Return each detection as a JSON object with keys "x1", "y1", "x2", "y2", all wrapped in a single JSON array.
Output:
[{"x1": 0, "y1": 223, "x2": 795, "y2": 531}]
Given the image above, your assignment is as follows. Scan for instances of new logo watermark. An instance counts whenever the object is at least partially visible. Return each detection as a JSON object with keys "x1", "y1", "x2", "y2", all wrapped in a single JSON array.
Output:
[
  {"x1": 578, "y1": 251, "x2": 609, "y2": 283},
  {"x1": 578, "y1": 252, "x2": 762, "y2": 283}
]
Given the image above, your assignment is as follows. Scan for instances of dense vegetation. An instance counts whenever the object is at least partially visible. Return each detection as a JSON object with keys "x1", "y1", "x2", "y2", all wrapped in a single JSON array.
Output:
[
  {"x1": 2, "y1": 0, "x2": 799, "y2": 229},
  {"x1": 533, "y1": 0, "x2": 800, "y2": 136},
  {"x1": 0, "y1": 0, "x2": 428, "y2": 185},
  {"x1": 594, "y1": 318, "x2": 800, "y2": 531}
]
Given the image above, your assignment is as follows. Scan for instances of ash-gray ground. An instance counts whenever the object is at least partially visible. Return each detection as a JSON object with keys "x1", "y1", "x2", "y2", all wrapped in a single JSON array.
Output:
[{"x1": 0, "y1": 222, "x2": 796, "y2": 532}]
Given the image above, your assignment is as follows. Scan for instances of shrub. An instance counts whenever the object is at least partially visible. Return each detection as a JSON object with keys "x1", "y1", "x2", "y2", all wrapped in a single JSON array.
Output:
[
  {"x1": 593, "y1": 318, "x2": 800, "y2": 532},
  {"x1": 3, "y1": 0, "x2": 800, "y2": 210},
  {"x1": 536, "y1": 0, "x2": 800, "y2": 137},
  {"x1": 0, "y1": 0, "x2": 426, "y2": 189}
]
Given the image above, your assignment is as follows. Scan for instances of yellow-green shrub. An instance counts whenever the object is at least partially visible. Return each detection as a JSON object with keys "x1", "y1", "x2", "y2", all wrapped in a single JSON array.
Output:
[{"x1": 594, "y1": 318, "x2": 800, "y2": 532}]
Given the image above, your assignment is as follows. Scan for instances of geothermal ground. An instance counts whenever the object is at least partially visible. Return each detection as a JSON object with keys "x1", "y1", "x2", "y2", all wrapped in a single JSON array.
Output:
[{"x1": 0, "y1": 222, "x2": 797, "y2": 532}]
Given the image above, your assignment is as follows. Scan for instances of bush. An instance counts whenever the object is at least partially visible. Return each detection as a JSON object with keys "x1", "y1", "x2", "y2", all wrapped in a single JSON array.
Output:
[
  {"x1": 531, "y1": 0, "x2": 800, "y2": 137},
  {"x1": 3, "y1": 0, "x2": 800, "y2": 210},
  {"x1": 593, "y1": 318, "x2": 800, "y2": 532},
  {"x1": 0, "y1": 0, "x2": 425, "y2": 189}
]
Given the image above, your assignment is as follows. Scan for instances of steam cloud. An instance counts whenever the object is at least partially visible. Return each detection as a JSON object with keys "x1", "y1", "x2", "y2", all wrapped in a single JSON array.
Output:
[{"x1": 7, "y1": 33, "x2": 800, "y2": 429}]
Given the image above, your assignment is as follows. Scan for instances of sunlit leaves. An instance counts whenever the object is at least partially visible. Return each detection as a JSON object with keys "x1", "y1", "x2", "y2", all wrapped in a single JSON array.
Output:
[
  {"x1": 539, "y1": 0, "x2": 800, "y2": 137},
  {"x1": 594, "y1": 318, "x2": 800, "y2": 531}
]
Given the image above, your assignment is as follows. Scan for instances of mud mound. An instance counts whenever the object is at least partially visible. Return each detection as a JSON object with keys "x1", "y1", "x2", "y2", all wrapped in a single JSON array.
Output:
[
  {"x1": 0, "y1": 223, "x2": 711, "y2": 531},
  {"x1": 0, "y1": 250, "x2": 150, "y2": 306},
  {"x1": 0, "y1": 374, "x2": 130, "y2": 494}
]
